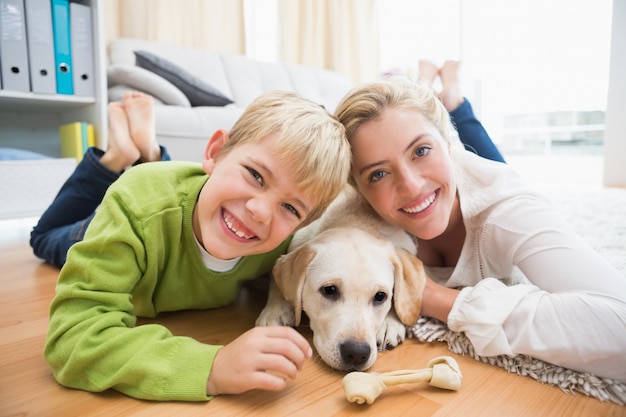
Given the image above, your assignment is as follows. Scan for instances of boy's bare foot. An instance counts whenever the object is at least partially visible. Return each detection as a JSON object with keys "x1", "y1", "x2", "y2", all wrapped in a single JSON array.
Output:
[
  {"x1": 100, "y1": 102, "x2": 140, "y2": 173},
  {"x1": 123, "y1": 91, "x2": 160, "y2": 162},
  {"x1": 439, "y1": 60, "x2": 464, "y2": 112},
  {"x1": 418, "y1": 60, "x2": 439, "y2": 89}
]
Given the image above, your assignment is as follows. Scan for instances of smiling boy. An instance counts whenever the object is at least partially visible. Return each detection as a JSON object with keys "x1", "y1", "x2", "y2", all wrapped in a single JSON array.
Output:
[{"x1": 44, "y1": 91, "x2": 351, "y2": 401}]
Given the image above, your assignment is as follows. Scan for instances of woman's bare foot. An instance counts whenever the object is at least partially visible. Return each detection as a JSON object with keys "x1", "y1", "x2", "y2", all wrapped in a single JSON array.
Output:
[
  {"x1": 418, "y1": 60, "x2": 439, "y2": 89},
  {"x1": 100, "y1": 102, "x2": 140, "y2": 173},
  {"x1": 439, "y1": 60, "x2": 464, "y2": 112},
  {"x1": 123, "y1": 91, "x2": 160, "y2": 162}
]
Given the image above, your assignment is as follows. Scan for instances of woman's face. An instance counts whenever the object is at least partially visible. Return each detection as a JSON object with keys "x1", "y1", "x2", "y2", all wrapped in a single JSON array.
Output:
[{"x1": 350, "y1": 107, "x2": 457, "y2": 241}]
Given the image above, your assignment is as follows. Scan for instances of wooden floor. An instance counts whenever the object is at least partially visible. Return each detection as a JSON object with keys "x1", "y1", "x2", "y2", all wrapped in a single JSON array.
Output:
[{"x1": 1, "y1": 224, "x2": 624, "y2": 417}]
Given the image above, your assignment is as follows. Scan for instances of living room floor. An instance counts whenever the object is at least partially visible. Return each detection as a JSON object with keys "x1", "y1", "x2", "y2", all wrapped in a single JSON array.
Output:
[{"x1": 507, "y1": 150, "x2": 607, "y2": 197}]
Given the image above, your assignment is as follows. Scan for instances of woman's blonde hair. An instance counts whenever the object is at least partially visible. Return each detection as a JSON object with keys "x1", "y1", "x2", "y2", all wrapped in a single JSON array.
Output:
[
  {"x1": 334, "y1": 76, "x2": 455, "y2": 185},
  {"x1": 219, "y1": 90, "x2": 350, "y2": 224}
]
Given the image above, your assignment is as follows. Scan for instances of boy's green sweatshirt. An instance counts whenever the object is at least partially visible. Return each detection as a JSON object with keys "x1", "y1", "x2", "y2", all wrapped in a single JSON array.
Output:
[{"x1": 44, "y1": 161, "x2": 290, "y2": 401}]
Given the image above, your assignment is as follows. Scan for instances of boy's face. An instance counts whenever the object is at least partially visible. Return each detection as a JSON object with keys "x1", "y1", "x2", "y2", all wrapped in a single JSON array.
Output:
[{"x1": 193, "y1": 130, "x2": 316, "y2": 260}]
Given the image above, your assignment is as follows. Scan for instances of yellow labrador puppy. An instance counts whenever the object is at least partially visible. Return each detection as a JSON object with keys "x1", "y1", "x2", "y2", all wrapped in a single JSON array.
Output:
[{"x1": 256, "y1": 186, "x2": 426, "y2": 371}]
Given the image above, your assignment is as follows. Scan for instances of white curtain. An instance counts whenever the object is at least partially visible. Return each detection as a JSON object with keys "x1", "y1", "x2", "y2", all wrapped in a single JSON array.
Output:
[
  {"x1": 104, "y1": 0, "x2": 246, "y2": 54},
  {"x1": 278, "y1": 0, "x2": 380, "y2": 84}
]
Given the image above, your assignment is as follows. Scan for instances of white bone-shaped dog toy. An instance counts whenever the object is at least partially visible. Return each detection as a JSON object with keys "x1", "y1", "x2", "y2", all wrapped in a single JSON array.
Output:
[{"x1": 342, "y1": 356, "x2": 462, "y2": 405}]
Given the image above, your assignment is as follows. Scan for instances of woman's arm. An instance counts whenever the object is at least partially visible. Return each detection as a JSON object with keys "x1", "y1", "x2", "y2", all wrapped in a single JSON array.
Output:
[
  {"x1": 446, "y1": 197, "x2": 626, "y2": 382},
  {"x1": 421, "y1": 279, "x2": 459, "y2": 323}
]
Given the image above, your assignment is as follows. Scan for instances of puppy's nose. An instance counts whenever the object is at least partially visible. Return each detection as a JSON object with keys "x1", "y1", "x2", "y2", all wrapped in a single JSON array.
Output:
[{"x1": 340, "y1": 341, "x2": 371, "y2": 369}]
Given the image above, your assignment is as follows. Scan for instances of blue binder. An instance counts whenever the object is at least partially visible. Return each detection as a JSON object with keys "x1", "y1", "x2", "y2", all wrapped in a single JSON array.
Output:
[{"x1": 50, "y1": 0, "x2": 73, "y2": 95}]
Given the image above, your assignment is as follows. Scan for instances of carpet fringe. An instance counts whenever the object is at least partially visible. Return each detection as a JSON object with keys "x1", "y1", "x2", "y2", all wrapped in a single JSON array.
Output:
[{"x1": 408, "y1": 317, "x2": 626, "y2": 406}]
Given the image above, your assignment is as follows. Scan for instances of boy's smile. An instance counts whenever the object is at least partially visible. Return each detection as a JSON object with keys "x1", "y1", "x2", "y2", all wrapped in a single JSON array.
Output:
[
  {"x1": 222, "y1": 208, "x2": 257, "y2": 240},
  {"x1": 193, "y1": 130, "x2": 315, "y2": 260}
]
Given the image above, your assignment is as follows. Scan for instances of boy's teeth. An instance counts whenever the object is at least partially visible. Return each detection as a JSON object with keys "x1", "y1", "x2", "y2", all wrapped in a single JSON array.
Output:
[{"x1": 224, "y1": 213, "x2": 254, "y2": 239}]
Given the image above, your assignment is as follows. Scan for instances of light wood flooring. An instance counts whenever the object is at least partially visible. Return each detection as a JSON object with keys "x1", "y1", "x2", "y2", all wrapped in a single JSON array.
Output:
[
  {"x1": 1, "y1": 221, "x2": 624, "y2": 417},
  {"x1": 2, "y1": 152, "x2": 625, "y2": 416}
]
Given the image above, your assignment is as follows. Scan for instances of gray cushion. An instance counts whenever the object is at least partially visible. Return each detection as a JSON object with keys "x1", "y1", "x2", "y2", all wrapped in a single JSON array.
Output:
[
  {"x1": 134, "y1": 50, "x2": 234, "y2": 107},
  {"x1": 107, "y1": 64, "x2": 190, "y2": 106}
]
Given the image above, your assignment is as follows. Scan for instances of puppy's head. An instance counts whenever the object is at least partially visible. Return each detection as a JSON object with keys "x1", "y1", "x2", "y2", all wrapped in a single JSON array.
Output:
[{"x1": 272, "y1": 228, "x2": 425, "y2": 371}]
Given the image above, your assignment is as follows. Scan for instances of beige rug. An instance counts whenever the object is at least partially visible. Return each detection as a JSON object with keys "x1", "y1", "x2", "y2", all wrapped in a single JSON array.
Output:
[{"x1": 409, "y1": 186, "x2": 626, "y2": 405}]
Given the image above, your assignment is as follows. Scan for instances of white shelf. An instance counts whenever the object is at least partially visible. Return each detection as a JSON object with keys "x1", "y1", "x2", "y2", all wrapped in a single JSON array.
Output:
[
  {"x1": 0, "y1": 91, "x2": 95, "y2": 112},
  {"x1": 0, "y1": 0, "x2": 107, "y2": 145}
]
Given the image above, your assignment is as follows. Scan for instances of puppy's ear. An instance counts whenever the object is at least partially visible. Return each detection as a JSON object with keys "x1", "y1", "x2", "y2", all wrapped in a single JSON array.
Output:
[
  {"x1": 272, "y1": 244, "x2": 317, "y2": 326},
  {"x1": 390, "y1": 247, "x2": 426, "y2": 325}
]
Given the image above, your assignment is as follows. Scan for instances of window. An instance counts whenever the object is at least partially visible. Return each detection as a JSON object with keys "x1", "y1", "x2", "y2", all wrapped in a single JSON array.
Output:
[
  {"x1": 244, "y1": 0, "x2": 279, "y2": 62},
  {"x1": 245, "y1": 0, "x2": 613, "y2": 155},
  {"x1": 379, "y1": 0, "x2": 613, "y2": 154}
]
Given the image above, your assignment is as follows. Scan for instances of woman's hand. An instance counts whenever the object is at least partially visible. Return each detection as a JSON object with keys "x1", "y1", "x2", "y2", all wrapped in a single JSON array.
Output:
[{"x1": 206, "y1": 326, "x2": 312, "y2": 395}]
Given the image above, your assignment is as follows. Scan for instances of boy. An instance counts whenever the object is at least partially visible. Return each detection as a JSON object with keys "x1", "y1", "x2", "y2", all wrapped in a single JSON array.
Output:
[{"x1": 43, "y1": 90, "x2": 351, "y2": 401}]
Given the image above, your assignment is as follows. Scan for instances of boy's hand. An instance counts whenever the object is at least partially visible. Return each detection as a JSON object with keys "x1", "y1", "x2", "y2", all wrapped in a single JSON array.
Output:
[{"x1": 206, "y1": 326, "x2": 312, "y2": 395}]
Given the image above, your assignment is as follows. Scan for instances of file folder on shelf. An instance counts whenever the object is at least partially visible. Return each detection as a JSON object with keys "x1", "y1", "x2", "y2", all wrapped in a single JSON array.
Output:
[
  {"x1": 50, "y1": 0, "x2": 73, "y2": 95},
  {"x1": 0, "y1": 0, "x2": 31, "y2": 92},
  {"x1": 70, "y1": 1, "x2": 94, "y2": 97},
  {"x1": 24, "y1": 0, "x2": 56, "y2": 94}
]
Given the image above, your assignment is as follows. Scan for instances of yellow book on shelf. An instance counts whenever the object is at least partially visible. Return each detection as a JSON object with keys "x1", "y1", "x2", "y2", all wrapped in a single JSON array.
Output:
[
  {"x1": 59, "y1": 122, "x2": 93, "y2": 162},
  {"x1": 86, "y1": 123, "x2": 96, "y2": 148},
  {"x1": 81, "y1": 123, "x2": 95, "y2": 153}
]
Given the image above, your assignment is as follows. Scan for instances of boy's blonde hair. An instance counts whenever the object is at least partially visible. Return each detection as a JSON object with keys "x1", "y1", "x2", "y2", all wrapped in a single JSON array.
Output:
[
  {"x1": 219, "y1": 90, "x2": 350, "y2": 225},
  {"x1": 334, "y1": 76, "x2": 456, "y2": 185}
]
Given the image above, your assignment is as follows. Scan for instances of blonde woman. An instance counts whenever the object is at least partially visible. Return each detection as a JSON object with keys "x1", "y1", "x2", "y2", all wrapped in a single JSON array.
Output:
[{"x1": 335, "y1": 76, "x2": 626, "y2": 382}]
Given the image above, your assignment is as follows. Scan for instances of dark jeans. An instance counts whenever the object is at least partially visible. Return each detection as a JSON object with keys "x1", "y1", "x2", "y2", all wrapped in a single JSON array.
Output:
[
  {"x1": 30, "y1": 146, "x2": 170, "y2": 268},
  {"x1": 450, "y1": 98, "x2": 506, "y2": 163}
]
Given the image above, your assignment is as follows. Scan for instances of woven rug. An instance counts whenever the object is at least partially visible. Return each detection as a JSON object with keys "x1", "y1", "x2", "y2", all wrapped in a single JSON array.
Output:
[
  {"x1": 409, "y1": 186, "x2": 626, "y2": 405},
  {"x1": 408, "y1": 318, "x2": 626, "y2": 405}
]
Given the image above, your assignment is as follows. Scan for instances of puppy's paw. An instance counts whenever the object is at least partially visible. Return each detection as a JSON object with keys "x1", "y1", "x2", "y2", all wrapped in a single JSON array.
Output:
[
  {"x1": 376, "y1": 313, "x2": 407, "y2": 350},
  {"x1": 255, "y1": 303, "x2": 296, "y2": 327}
]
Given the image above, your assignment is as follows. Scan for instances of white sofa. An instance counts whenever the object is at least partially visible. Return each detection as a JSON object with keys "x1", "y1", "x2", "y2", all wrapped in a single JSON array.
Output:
[{"x1": 107, "y1": 38, "x2": 353, "y2": 162}]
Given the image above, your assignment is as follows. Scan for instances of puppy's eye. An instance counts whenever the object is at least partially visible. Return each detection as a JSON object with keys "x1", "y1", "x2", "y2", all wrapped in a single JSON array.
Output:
[
  {"x1": 373, "y1": 292, "x2": 387, "y2": 305},
  {"x1": 320, "y1": 285, "x2": 339, "y2": 300}
]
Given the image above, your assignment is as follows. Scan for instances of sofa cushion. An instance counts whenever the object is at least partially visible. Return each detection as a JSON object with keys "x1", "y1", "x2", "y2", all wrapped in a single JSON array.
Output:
[
  {"x1": 220, "y1": 53, "x2": 294, "y2": 107},
  {"x1": 134, "y1": 50, "x2": 234, "y2": 107},
  {"x1": 107, "y1": 64, "x2": 191, "y2": 106},
  {"x1": 155, "y1": 105, "x2": 246, "y2": 162},
  {"x1": 108, "y1": 38, "x2": 235, "y2": 101},
  {"x1": 284, "y1": 63, "x2": 354, "y2": 114}
]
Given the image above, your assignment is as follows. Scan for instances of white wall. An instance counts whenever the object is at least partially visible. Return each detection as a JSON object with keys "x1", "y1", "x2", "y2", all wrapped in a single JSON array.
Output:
[{"x1": 603, "y1": 0, "x2": 626, "y2": 187}]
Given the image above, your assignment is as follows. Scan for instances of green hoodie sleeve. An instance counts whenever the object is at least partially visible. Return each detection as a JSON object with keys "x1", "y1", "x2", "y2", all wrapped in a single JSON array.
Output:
[{"x1": 44, "y1": 180, "x2": 218, "y2": 401}]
